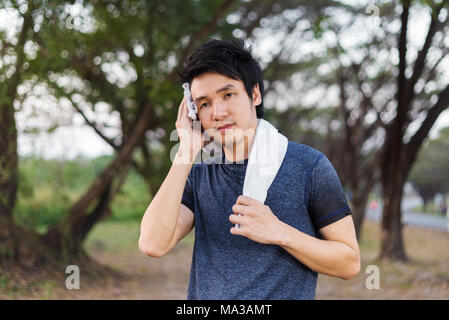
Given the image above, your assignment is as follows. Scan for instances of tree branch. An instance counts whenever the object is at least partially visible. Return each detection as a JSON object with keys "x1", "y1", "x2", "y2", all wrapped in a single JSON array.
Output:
[
  {"x1": 240, "y1": 0, "x2": 277, "y2": 39},
  {"x1": 405, "y1": 83, "x2": 449, "y2": 169},
  {"x1": 6, "y1": 5, "x2": 33, "y2": 99},
  {"x1": 179, "y1": 0, "x2": 239, "y2": 64},
  {"x1": 396, "y1": 0, "x2": 410, "y2": 116},
  {"x1": 404, "y1": 3, "x2": 445, "y2": 108}
]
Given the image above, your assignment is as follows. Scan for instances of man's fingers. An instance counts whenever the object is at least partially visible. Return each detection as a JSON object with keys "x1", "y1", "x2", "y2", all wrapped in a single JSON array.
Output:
[
  {"x1": 236, "y1": 195, "x2": 261, "y2": 206},
  {"x1": 179, "y1": 97, "x2": 194, "y2": 124},
  {"x1": 177, "y1": 97, "x2": 197, "y2": 139},
  {"x1": 232, "y1": 204, "x2": 249, "y2": 216},
  {"x1": 230, "y1": 226, "x2": 246, "y2": 236},
  {"x1": 229, "y1": 213, "x2": 246, "y2": 225},
  {"x1": 177, "y1": 96, "x2": 185, "y2": 121},
  {"x1": 229, "y1": 214, "x2": 239, "y2": 224}
]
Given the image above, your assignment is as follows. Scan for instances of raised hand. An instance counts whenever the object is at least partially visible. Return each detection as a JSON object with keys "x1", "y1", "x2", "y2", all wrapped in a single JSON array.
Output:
[{"x1": 175, "y1": 96, "x2": 205, "y2": 164}]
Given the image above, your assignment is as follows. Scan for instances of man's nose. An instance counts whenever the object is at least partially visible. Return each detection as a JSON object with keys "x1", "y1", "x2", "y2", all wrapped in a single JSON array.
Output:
[{"x1": 212, "y1": 102, "x2": 228, "y2": 120}]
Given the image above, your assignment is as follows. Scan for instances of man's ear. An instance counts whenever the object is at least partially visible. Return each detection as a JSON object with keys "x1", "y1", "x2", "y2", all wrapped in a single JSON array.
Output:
[{"x1": 252, "y1": 83, "x2": 262, "y2": 106}]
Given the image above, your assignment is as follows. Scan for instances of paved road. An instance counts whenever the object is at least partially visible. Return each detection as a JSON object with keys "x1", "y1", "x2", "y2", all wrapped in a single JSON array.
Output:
[{"x1": 365, "y1": 197, "x2": 448, "y2": 232}]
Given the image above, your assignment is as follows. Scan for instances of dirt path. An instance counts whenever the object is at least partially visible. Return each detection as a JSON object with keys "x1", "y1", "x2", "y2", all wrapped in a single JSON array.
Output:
[{"x1": 55, "y1": 242, "x2": 194, "y2": 300}]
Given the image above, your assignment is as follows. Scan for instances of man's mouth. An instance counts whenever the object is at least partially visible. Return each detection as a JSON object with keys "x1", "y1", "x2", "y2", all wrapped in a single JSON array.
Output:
[{"x1": 217, "y1": 124, "x2": 234, "y2": 132}]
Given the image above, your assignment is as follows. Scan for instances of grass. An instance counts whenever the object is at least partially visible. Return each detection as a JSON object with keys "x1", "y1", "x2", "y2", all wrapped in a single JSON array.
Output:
[
  {"x1": 84, "y1": 219, "x2": 195, "y2": 255},
  {"x1": 316, "y1": 219, "x2": 449, "y2": 299},
  {"x1": 0, "y1": 276, "x2": 10, "y2": 290},
  {"x1": 412, "y1": 203, "x2": 447, "y2": 216},
  {"x1": 85, "y1": 219, "x2": 141, "y2": 254}
]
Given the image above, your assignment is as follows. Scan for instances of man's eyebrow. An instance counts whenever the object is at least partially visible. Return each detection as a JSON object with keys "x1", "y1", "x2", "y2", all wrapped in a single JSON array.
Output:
[{"x1": 194, "y1": 84, "x2": 236, "y2": 103}]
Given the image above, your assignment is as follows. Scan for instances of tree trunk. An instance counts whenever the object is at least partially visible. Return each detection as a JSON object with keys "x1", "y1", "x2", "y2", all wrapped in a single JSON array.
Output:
[
  {"x1": 0, "y1": 2, "x2": 33, "y2": 222},
  {"x1": 1, "y1": 90, "x2": 152, "y2": 268},
  {"x1": 441, "y1": 193, "x2": 447, "y2": 215},
  {"x1": 0, "y1": 103, "x2": 18, "y2": 221},
  {"x1": 379, "y1": 174, "x2": 408, "y2": 261},
  {"x1": 351, "y1": 192, "x2": 369, "y2": 241},
  {"x1": 0, "y1": 215, "x2": 15, "y2": 268},
  {"x1": 378, "y1": 110, "x2": 409, "y2": 262},
  {"x1": 0, "y1": 5, "x2": 37, "y2": 269},
  {"x1": 0, "y1": 99, "x2": 20, "y2": 268},
  {"x1": 42, "y1": 102, "x2": 153, "y2": 258}
]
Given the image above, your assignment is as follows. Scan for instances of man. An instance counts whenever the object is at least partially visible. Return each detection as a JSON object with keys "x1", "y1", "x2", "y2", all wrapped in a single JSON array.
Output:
[{"x1": 139, "y1": 38, "x2": 360, "y2": 299}]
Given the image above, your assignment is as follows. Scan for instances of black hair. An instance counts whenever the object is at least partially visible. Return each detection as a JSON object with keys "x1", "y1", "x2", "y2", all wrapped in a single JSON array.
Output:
[{"x1": 178, "y1": 38, "x2": 264, "y2": 119}]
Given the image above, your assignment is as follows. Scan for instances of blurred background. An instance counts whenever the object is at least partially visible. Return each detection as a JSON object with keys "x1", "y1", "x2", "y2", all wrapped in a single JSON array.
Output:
[{"x1": 0, "y1": 0, "x2": 448, "y2": 299}]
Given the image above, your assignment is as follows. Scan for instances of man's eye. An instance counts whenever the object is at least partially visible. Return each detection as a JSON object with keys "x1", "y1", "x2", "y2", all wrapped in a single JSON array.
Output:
[
  {"x1": 225, "y1": 92, "x2": 234, "y2": 98},
  {"x1": 201, "y1": 102, "x2": 209, "y2": 108}
]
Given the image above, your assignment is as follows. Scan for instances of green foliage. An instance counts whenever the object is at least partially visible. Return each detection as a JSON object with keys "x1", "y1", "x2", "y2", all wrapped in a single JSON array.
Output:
[
  {"x1": 14, "y1": 155, "x2": 149, "y2": 232},
  {"x1": 85, "y1": 219, "x2": 140, "y2": 254},
  {"x1": 409, "y1": 126, "x2": 449, "y2": 201},
  {"x1": 110, "y1": 167, "x2": 149, "y2": 221}
]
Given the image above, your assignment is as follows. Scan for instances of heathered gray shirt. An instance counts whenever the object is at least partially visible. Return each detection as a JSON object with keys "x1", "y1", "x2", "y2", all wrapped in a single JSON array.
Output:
[{"x1": 181, "y1": 140, "x2": 351, "y2": 299}]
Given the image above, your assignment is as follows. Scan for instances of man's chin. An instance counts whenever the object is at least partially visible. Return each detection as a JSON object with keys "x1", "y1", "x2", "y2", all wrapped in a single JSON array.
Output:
[
  {"x1": 222, "y1": 136, "x2": 246, "y2": 149},
  {"x1": 210, "y1": 127, "x2": 253, "y2": 147}
]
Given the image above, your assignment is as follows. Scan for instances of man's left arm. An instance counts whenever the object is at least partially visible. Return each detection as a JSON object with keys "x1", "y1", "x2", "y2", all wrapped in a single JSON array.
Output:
[
  {"x1": 276, "y1": 214, "x2": 360, "y2": 280},
  {"x1": 230, "y1": 196, "x2": 361, "y2": 280}
]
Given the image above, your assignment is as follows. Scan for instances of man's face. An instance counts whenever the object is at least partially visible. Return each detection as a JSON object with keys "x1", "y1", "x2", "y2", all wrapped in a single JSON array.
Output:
[{"x1": 190, "y1": 72, "x2": 261, "y2": 148}]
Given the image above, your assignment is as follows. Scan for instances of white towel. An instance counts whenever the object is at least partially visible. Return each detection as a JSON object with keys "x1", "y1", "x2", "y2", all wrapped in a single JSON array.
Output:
[
  {"x1": 231, "y1": 119, "x2": 288, "y2": 228},
  {"x1": 182, "y1": 83, "x2": 198, "y2": 120},
  {"x1": 243, "y1": 118, "x2": 288, "y2": 204}
]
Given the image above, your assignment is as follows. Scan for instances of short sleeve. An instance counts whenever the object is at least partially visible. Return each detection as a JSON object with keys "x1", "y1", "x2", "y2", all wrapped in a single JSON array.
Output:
[
  {"x1": 308, "y1": 155, "x2": 352, "y2": 229},
  {"x1": 181, "y1": 165, "x2": 195, "y2": 213}
]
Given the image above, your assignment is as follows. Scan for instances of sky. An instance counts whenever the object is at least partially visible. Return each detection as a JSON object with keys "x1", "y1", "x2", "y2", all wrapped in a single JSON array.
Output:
[{"x1": 2, "y1": 2, "x2": 449, "y2": 160}]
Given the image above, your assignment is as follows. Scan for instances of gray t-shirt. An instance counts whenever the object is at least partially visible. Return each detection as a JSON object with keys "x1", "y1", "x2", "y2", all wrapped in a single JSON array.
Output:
[{"x1": 181, "y1": 140, "x2": 351, "y2": 299}]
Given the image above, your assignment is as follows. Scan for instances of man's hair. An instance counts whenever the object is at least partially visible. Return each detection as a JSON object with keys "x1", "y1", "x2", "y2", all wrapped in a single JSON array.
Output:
[{"x1": 178, "y1": 38, "x2": 264, "y2": 119}]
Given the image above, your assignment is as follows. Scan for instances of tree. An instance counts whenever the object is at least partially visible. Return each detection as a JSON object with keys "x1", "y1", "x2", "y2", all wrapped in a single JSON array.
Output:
[
  {"x1": 265, "y1": 1, "x2": 449, "y2": 259},
  {"x1": 409, "y1": 126, "x2": 449, "y2": 210},
  {"x1": 377, "y1": 0, "x2": 449, "y2": 261},
  {"x1": 0, "y1": 0, "x2": 44, "y2": 268},
  {"x1": 264, "y1": 3, "x2": 394, "y2": 240}
]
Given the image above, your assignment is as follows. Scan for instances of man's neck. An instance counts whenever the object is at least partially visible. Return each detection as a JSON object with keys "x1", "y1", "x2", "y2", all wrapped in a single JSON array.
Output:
[{"x1": 223, "y1": 120, "x2": 258, "y2": 163}]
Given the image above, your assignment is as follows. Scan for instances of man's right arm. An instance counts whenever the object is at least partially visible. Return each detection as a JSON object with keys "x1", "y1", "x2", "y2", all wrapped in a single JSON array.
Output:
[{"x1": 138, "y1": 151, "x2": 195, "y2": 257}]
